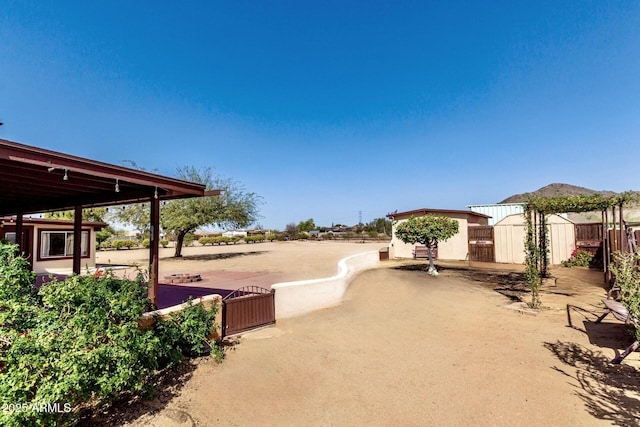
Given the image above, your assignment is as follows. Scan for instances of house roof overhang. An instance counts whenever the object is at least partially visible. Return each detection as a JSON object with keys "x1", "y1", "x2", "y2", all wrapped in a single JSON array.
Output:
[
  {"x1": 387, "y1": 208, "x2": 492, "y2": 220},
  {"x1": 0, "y1": 138, "x2": 215, "y2": 216},
  {"x1": 0, "y1": 216, "x2": 108, "y2": 230}
]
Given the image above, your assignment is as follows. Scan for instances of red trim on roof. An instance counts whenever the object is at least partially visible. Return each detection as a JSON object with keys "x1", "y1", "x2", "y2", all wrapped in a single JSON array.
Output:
[{"x1": 386, "y1": 208, "x2": 492, "y2": 220}]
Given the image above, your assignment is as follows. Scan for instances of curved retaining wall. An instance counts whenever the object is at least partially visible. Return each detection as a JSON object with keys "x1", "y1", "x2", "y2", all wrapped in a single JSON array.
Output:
[{"x1": 271, "y1": 250, "x2": 379, "y2": 319}]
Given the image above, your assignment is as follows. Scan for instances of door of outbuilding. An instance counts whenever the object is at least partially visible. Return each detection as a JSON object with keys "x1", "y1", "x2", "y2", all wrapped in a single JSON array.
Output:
[{"x1": 468, "y1": 226, "x2": 495, "y2": 262}]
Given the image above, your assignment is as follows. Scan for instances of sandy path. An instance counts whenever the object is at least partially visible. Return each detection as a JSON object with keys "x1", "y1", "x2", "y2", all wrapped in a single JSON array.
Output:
[
  {"x1": 96, "y1": 241, "x2": 386, "y2": 282},
  {"x1": 110, "y1": 264, "x2": 639, "y2": 426}
]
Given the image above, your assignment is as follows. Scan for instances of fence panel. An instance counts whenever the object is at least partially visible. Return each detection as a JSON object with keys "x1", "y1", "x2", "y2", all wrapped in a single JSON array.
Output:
[{"x1": 223, "y1": 289, "x2": 275, "y2": 337}]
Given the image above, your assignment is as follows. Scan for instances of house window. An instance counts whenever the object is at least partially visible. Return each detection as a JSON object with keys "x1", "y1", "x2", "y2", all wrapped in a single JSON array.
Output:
[
  {"x1": 4, "y1": 232, "x2": 16, "y2": 244},
  {"x1": 40, "y1": 230, "x2": 89, "y2": 259}
]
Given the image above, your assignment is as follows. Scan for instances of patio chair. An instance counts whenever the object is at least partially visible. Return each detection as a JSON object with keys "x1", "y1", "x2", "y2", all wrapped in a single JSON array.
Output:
[{"x1": 595, "y1": 298, "x2": 640, "y2": 364}]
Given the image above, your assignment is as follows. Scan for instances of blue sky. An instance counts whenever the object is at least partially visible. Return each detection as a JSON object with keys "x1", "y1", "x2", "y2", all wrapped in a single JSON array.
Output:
[{"x1": 1, "y1": 1, "x2": 639, "y2": 229}]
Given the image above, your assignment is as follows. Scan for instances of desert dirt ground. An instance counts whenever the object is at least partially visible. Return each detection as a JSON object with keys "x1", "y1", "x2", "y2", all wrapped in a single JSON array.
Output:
[{"x1": 89, "y1": 242, "x2": 640, "y2": 426}]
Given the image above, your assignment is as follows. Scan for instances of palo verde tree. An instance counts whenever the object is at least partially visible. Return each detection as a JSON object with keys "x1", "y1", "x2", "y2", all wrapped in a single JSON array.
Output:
[
  {"x1": 523, "y1": 192, "x2": 636, "y2": 308},
  {"x1": 162, "y1": 166, "x2": 261, "y2": 257},
  {"x1": 110, "y1": 203, "x2": 150, "y2": 237},
  {"x1": 44, "y1": 207, "x2": 109, "y2": 223},
  {"x1": 394, "y1": 215, "x2": 459, "y2": 276}
]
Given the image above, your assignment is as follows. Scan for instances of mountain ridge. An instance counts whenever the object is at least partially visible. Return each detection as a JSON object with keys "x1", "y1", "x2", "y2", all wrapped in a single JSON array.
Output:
[{"x1": 499, "y1": 183, "x2": 620, "y2": 204}]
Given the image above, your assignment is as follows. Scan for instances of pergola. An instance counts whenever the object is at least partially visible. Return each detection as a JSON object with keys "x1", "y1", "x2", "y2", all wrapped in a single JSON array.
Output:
[{"x1": 0, "y1": 138, "x2": 219, "y2": 306}]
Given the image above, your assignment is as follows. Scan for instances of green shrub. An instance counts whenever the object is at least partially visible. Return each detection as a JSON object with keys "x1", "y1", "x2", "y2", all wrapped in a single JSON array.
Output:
[
  {"x1": 297, "y1": 232, "x2": 309, "y2": 240},
  {"x1": 244, "y1": 235, "x2": 265, "y2": 243},
  {"x1": 111, "y1": 239, "x2": 137, "y2": 250},
  {"x1": 139, "y1": 239, "x2": 169, "y2": 249},
  {"x1": 0, "y1": 243, "x2": 222, "y2": 426},
  {"x1": 99, "y1": 240, "x2": 112, "y2": 250},
  {"x1": 216, "y1": 236, "x2": 239, "y2": 245},
  {"x1": 610, "y1": 251, "x2": 640, "y2": 341},
  {"x1": 198, "y1": 237, "x2": 215, "y2": 246},
  {"x1": 183, "y1": 233, "x2": 195, "y2": 247}
]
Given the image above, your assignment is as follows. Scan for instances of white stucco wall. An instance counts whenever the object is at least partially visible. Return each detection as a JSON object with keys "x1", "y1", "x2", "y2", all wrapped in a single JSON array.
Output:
[{"x1": 271, "y1": 251, "x2": 379, "y2": 319}]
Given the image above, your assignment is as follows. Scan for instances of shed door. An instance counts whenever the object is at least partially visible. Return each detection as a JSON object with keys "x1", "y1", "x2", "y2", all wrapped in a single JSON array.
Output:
[{"x1": 468, "y1": 226, "x2": 494, "y2": 262}]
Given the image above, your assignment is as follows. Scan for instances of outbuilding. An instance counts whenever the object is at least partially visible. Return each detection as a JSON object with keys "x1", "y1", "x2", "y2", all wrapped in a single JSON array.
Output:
[
  {"x1": 387, "y1": 208, "x2": 491, "y2": 260},
  {"x1": 494, "y1": 213, "x2": 576, "y2": 265}
]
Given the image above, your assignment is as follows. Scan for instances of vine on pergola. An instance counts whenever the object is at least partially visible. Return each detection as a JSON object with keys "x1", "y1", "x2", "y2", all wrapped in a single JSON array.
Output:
[{"x1": 523, "y1": 192, "x2": 636, "y2": 309}]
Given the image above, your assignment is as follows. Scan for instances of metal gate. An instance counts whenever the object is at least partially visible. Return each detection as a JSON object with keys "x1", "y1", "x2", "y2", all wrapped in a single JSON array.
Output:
[
  {"x1": 222, "y1": 286, "x2": 275, "y2": 337},
  {"x1": 468, "y1": 226, "x2": 495, "y2": 262}
]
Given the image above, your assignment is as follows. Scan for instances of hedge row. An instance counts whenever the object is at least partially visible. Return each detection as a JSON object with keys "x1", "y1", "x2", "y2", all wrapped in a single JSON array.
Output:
[
  {"x1": 244, "y1": 235, "x2": 265, "y2": 243},
  {"x1": 198, "y1": 236, "x2": 240, "y2": 246}
]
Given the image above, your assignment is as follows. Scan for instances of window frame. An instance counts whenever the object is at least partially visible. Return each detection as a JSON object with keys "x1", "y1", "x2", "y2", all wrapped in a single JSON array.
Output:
[{"x1": 38, "y1": 229, "x2": 91, "y2": 261}]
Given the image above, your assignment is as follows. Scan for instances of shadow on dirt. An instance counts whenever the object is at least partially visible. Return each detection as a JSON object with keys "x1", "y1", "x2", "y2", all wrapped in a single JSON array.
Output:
[
  {"x1": 394, "y1": 263, "x2": 530, "y2": 302},
  {"x1": 544, "y1": 340, "x2": 640, "y2": 426},
  {"x1": 162, "y1": 251, "x2": 266, "y2": 262},
  {"x1": 78, "y1": 358, "x2": 200, "y2": 426}
]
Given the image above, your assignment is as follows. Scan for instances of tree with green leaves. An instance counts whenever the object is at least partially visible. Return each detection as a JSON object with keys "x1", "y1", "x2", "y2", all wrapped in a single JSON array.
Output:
[
  {"x1": 44, "y1": 207, "x2": 109, "y2": 223},
  {"x1": 297, "y1": 218, "x2": 315, "y2": 232},
  {"x1": 111, "y1": 203, "x2": 150, "y2": 237},
  {"x1": 162, "y1": 166, "x2": 261, "y2": 257},
  {"x1": 394, "y1": 215, "x2": 459, "y2": 276},
  {"x1": 365, "y1": 217, "x2": 393, "y2": 236}
]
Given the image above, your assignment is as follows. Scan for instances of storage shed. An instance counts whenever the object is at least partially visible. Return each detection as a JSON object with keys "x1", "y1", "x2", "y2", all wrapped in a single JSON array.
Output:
[
  {"x1": 387, "y1": 208, "x2": 491, "y2": 260},
  {"x1": 494, "y1": 213, "x2": 576, "y2": 265}
]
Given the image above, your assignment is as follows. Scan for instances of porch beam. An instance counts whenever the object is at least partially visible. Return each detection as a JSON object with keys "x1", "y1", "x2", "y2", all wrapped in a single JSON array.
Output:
[
  {"x1": 149, "y1": 195, "x2": 160, "y2": 307},
  {"x1": 15, "y1": 212, "x2": 23, "y2": 253},
  {"x1": 73, "y1": 206, "x2": 82, "y2": 274}
]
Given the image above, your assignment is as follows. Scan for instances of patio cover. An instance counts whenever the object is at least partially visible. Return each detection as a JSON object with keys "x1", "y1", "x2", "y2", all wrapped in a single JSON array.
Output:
[{"x1": 0, "y1": 138, "x2": 218, "y2": 306}]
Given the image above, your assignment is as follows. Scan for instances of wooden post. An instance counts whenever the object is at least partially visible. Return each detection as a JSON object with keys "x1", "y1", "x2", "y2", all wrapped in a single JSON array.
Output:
[
  {"x1": 15, "y1": 212, "x2": 23, "y2": 252},
  {"x1": 149, "y1": 195, "x2": 160, "y2": 307},
  {"x1": 619, "y1": 203, "x2": 624, "y2": 253},
  {"x1": 612, "y1": 206, "x2": 617, "y2": 252},
  {"x1": 73, "y1": 206, "x2": 82, "y2": 275},
  {"x1": 603, "y1": 209, "x2": 610, "y2": 283}
]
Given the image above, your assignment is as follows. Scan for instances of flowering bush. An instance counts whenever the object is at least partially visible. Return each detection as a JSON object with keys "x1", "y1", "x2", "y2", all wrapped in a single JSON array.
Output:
[{"x1": 562, "y1": 248, "x2": 594, "y2": 267}]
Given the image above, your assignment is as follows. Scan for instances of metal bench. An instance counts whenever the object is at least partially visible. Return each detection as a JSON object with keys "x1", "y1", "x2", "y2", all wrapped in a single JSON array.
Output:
[
  {"x1": 413, "y1": 245, "x2": 437, "y2": 259},
  {"x1": 596, "y1": 299, "x2": 639, "y2": 364}
]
